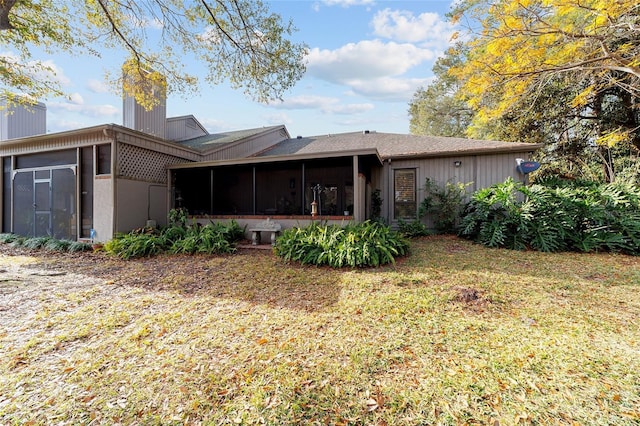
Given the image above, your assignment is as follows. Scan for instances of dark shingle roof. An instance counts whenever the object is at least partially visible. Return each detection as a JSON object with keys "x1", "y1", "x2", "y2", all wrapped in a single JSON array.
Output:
[
  {"x1": 177, "y1": 125, "x2": 283, "y2": 152},
  {"x1": 255, "y1": 131, "x2": 541, "y2": 159}
]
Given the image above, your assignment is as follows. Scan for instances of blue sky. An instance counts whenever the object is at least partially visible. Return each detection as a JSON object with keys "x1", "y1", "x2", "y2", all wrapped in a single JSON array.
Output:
[{"x1": 16, "y1": 0, "x2": 458, "y2": 138}]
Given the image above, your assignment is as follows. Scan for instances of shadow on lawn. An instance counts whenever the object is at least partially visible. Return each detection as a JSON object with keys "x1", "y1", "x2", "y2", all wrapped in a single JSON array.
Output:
[{"x1": 20, "y1": 247, "x2": 343, "y2": 312}]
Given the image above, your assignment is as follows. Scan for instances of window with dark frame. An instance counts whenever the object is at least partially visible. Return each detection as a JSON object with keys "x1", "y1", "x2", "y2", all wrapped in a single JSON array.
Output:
[
  {"x1": 96, "y1": 144, "x2": 111, "y2": 175},
  {"x1": 393, "y1": 168, "x2": 417, "y2": 219}
]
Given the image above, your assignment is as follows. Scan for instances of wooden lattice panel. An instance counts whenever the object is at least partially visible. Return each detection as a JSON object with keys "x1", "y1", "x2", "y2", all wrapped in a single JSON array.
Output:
[{"x1": 118, "y1": 143, "x2": 187, "y2": 183}]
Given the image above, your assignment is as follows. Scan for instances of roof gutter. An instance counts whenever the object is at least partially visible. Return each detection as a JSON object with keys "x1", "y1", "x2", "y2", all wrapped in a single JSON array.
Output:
[
  {"x1": 382, "y1": 143, "x2": 545, "y2": 161},
  {"x1": 168, "y1": 148, "x2": 383, "y2": 170}
]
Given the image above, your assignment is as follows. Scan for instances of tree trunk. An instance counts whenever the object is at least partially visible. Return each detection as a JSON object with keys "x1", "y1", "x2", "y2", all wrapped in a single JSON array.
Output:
[{"x1": 0, "y1": 0, "x2": 17, "y2": 30}]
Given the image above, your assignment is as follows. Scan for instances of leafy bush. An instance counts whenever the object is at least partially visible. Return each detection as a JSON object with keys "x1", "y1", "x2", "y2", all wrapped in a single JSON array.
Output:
[
  {"x1": 169, "y1": 223, "x2": 234, "y2": 255},
  {"x1": 397, "y1": 219, "x2": 430, "y2": 238},
  {"x1": 274, "y1": 221, "x2": 409, "y2": 267},
  {"x1": 460, "y1": 177, "x2": 640, "y2": 255},
  {"x1": 418, "y1": 178, "x2": 471, "y2": 234},
  {"x1": 104, "y1": 230, "x2": 167, "y2": 260},
  {"x1": 104, "y1": 220, "x2": 245, "y2": 259}
]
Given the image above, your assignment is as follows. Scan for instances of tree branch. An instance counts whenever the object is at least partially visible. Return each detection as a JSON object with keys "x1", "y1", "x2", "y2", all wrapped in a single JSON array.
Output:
[{"x1": 0, "y1": 0, "x2": 17, "y2": 30}]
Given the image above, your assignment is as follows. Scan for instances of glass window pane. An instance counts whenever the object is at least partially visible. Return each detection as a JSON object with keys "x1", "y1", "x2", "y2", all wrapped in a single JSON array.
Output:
[
  {"x1": 97, "y1": 144, "x2": 111, "y2": 175},
  {"x1": 394, "y1": 169, "x2": 416, "y2": 219}
]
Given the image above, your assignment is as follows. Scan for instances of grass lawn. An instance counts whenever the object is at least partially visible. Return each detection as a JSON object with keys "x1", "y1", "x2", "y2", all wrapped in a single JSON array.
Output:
[{"x1": 1, "y1": 235, "x2": 639, "y2": 425}]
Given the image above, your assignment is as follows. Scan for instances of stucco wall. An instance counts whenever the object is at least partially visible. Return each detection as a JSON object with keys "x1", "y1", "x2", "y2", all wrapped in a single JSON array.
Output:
[
  {"x1": 116, "y1": 178, "x2": 168, "y2": 233},
  {"x1": 93, "y1": 177, "x2": 114, "y2": 243}
]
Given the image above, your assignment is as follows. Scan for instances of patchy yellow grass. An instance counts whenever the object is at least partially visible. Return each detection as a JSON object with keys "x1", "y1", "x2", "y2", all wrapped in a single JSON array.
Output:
[{"x1": 1, "y1": 236, "x2": 639, "y2": 425}]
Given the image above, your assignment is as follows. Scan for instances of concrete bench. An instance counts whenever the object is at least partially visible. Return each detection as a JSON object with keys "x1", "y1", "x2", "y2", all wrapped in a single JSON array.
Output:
[{"x1": 249, "y1": 219, "x2": 282, "y2": 246}]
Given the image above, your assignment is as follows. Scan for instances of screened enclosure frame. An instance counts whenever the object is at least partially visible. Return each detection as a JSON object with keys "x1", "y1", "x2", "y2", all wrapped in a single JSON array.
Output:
[{"x1": 169, "y1": 153, "x2": 382, "y2": 220}]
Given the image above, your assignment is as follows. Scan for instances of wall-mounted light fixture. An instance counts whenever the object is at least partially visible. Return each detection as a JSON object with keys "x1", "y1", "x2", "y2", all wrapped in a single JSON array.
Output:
[{"x1": 453, "y1": 160, "x2": 462, "y2": 167}]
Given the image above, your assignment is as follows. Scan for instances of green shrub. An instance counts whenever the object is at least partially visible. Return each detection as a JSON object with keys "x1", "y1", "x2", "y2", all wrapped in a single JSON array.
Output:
[
  {"x1": 169, "y1": 222, "x2": 236, "y2": 255},
  {"x1": 274, "y1": 221, "x2": 409, "y2": 267},
  {"x1": 0, "y1": 233, "x2": 19, "y2": 244},
  {"x1": 0, "y1": 233, "x2": 91, "y2": 253},
  {"x1": 22, "y1": 236, "x2": 53, "y2": 250},
  {"x1": 419, "y1": 178, "x2": 471, "y2": 233},
  {"x1": 460, "y1": 177, "x2": 640, "y2": 255},
  {"x1": 397, "y1": 219, "x2": 430, "y2": 238},
  {"x1": 104, "y1": 231, "x2": 167, "y2": 260},
  {"x1": 104, "y1": 220, "x2": 244, "y2": 259},
  {"x1": 44, "y1": 239, "x2": 72, "y2": 252},
  {"x1": 68, "y1": 241, "x2": 93, "y2": 252}
]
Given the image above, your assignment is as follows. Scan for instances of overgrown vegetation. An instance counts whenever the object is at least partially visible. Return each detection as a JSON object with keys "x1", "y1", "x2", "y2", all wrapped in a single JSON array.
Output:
[
  {"x1": 1, "y1": 236, "x2": 639, "y2": 424},
  {"x1": 104, "y1": 219, "x2": 245, "y2": 260},
  {"x1": 460, "y1": 177, "x2": 640, "y2": 254},
  {"x1": 274, "y1": 221, "x2": 409, "y2": 267},
  {"x1": 0, "y1": 234, "x2": 91, "y2": 253},
  {"x1": 398, "y1": 178, "x2": 470, "y2": 238},
  {"x1": 419, "y1": 178, "x2": 470, "y2": 233}
]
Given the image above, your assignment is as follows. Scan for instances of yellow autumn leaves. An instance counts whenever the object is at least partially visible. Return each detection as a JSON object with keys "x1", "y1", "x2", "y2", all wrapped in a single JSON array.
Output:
[{"x1": 452, "y1": 0, "x2": 639, "y2": 144}]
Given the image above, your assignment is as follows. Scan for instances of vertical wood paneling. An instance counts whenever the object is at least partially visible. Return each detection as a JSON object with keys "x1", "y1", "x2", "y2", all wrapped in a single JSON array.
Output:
[
  {"x1": 122, "y1": 96, "x2": 166, "y2": 139},
  {"x1": 0, "y1": 100, "x2": 46, "y2": 141}
]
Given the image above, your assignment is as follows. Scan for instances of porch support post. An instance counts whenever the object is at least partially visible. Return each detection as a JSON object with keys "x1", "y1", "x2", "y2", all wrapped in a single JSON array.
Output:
[
  {"x1": 210, "y1": 169, "x2": 214, "y2": 214},
  {"x1": 353, "y1": 155, "x2": 365, "y2": 222},
  {"x1": 252, "y1": 166, "x2": 256, "y2": 215},
  {"x1": 301, "y1": 163, "x2": 305, "y2": 215}
]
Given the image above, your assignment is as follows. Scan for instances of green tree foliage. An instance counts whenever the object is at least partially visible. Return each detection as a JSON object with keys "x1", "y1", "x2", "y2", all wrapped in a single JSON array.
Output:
[
  {"x1": 0, "y1": 0, "x2": 307, "y2": 108},
  {"x1": 408, "y1": 45, "x2": 472, "y2": 137}
]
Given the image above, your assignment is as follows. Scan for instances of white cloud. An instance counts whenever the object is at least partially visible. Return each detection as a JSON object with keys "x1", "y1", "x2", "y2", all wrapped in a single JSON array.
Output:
[
  {"x1": 50, "y1": 119, "x2": 87, "y2": 132},
  {"x1": 87, "y1": 79, "x2": 110, "y2": 94},
  {"x1": 269, "y1": 95, "x2": 375, "y2": 115},
  {"x1": 304, "y1": 40, "x2": 435, "y2": 101},
  {"x1": 371, "y1": 9, "x2": 456, "y2": 46},
  {"x1": 262, "y1": 112, "x2": 293, "y2": 126},
  {"x1": 329, "y1": 103, "x2": 374, "y2": 115},
  {"x1": 306, "y1": 40, "x2": 435, "y2": 82},
  {"x1": 31, "y1": 59, "x2": 71, "y2": 87},
  {"x1": 347, "y1": 76, "x2": 432, "y2": 101},
  {"x1": 48, "y1": 99, "x2": 119, "y2": 118},
  {"x1": 269, "y1": 95, "x2": 339, "y2": 110},
  {"x1": 198, "y1": 118, "x2": 237, "y2": 133},
  {"x1": 69, "y1": 92, "x2": 84, "y2": 105},
  {"x1": 1, "y1": 52, "x2": 71, "y2": 88},
  {"x1": 321, "y1": 0, "x2": 375, "y2": 7}
]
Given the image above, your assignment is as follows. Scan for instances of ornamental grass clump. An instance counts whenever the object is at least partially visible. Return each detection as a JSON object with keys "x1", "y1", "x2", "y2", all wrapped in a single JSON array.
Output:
[
  {"x1": 274, "y1": 221, "x2": 409, "y2": 267},
  {"x1": 0, "y1": 233, "x2": 92, "y2": 252}
]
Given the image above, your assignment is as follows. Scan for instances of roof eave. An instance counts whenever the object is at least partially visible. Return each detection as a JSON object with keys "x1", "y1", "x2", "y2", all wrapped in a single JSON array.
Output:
[
  {"x1": 383, "y1": 143, "x2": 544, "y2": 160},
  {"x1": 168, "y1": 148, "x2": 382, "y2": 170}
]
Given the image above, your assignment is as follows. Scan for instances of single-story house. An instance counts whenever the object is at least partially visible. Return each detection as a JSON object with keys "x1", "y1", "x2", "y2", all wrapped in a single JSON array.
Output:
[{"x1": 0, "y1": 95, "x2": 542, "y2": 242}]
